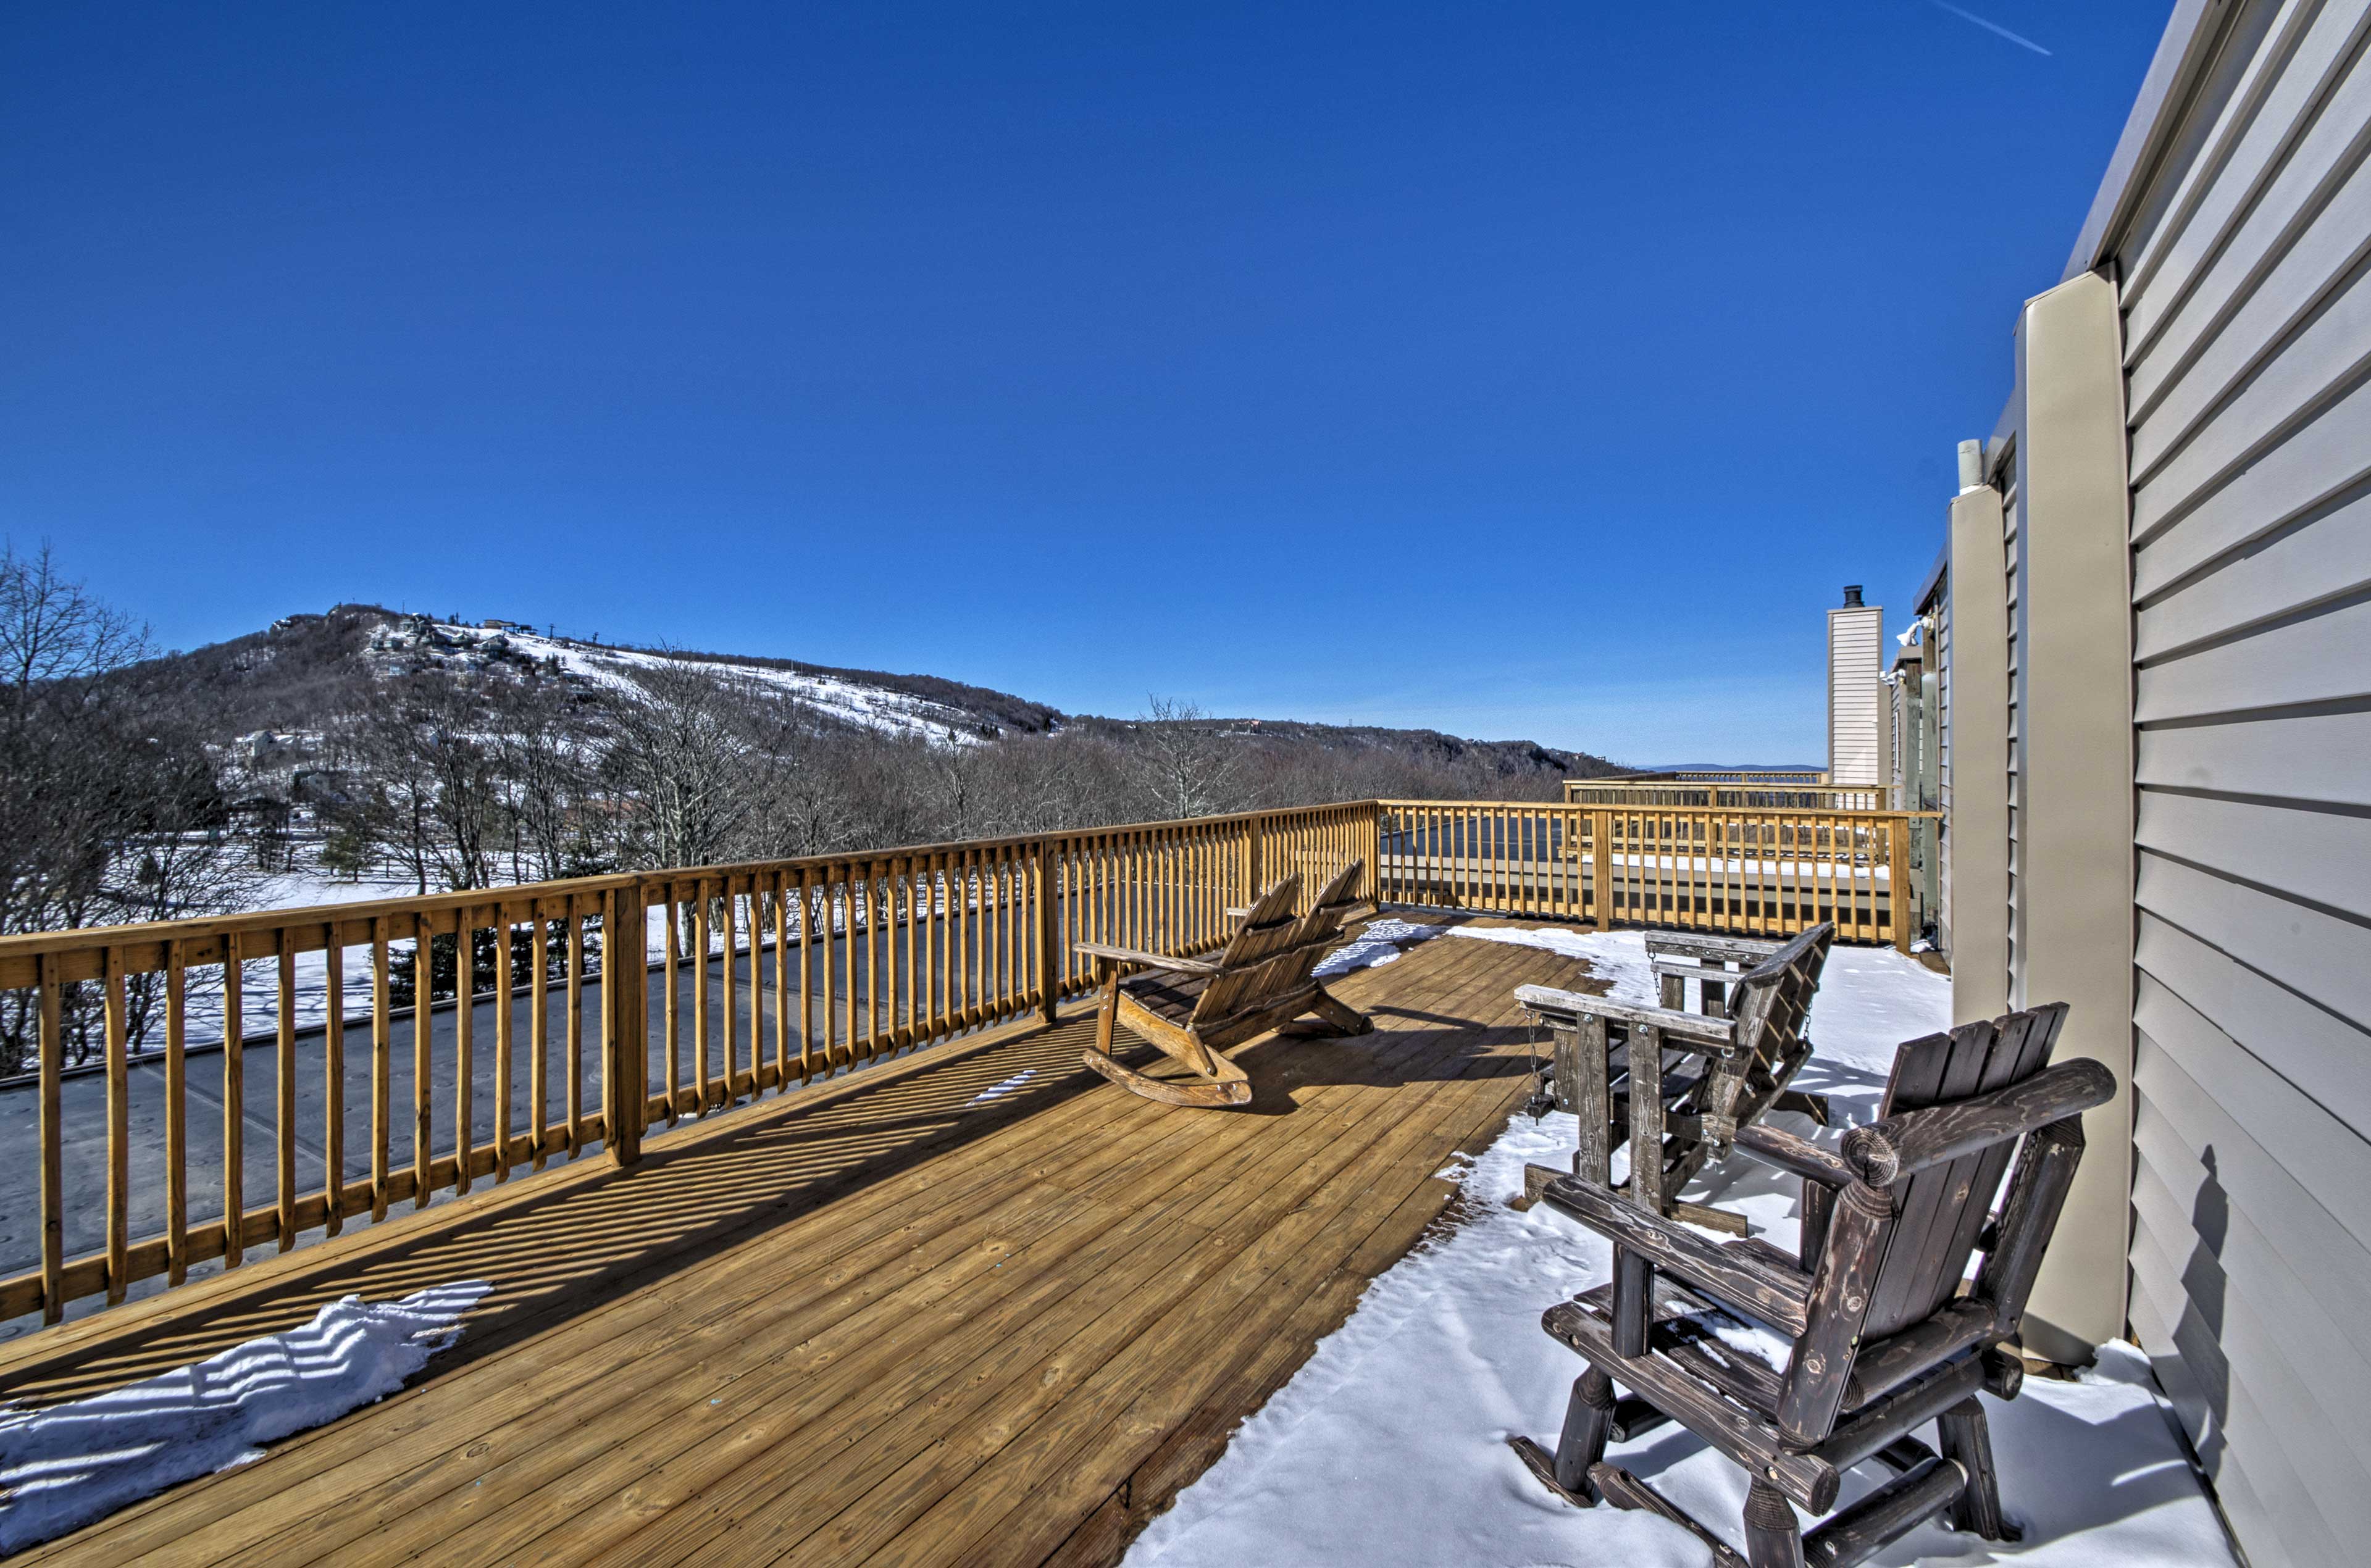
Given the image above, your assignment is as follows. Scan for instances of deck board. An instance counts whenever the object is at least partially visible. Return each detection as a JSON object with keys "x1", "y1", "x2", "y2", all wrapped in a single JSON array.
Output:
[{"x1": 10, "y1": 924, "x2": 1600, "y2": 1567}]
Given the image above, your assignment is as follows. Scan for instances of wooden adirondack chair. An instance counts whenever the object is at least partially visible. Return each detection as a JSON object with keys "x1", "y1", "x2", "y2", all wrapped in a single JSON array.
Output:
[
  {"x1": 1509, "y1": 1003, "x2": 2112, "y2": 1568},
  {"x1": 1515, "y1": 923, "x2": 1833, "y2": 1235},
  {"x1": 1076, "y1": 858, "x2": 1374, "y2": 1109}
]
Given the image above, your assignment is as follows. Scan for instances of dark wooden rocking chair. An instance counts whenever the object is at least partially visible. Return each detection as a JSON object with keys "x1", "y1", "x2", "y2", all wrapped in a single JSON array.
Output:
[
  {"x1": 1074, "y1": 858, "x2": 1375, "y2": 1109},
  {"x1": 1509, "y1": 1002, "x2": 2112, "y2": 1568},
  {"x1": 1515, "y1": 923, "x2": 1834, "y2": 1235}
]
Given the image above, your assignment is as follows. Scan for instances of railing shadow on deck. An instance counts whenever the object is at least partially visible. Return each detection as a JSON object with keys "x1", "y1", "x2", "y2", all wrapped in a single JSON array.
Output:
[
  {"x1": 0, "y1": 936, "x2": 1541, "y2": 1407},
  {"x1": 1, "y1": 1012, "x2": 1111, "y2": 1404}
]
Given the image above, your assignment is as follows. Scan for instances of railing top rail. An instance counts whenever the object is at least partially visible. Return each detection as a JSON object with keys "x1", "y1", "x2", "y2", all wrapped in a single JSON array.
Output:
[
  {"x1": 0, "y1": 799, "x2": 1386, "y2": 964},
  {"x1": 1379, "y1": 798, "x2": 1924, "y2": 817},
  {"x1": 0, "y1": 792, "x2": 1937, "y2": 966}
]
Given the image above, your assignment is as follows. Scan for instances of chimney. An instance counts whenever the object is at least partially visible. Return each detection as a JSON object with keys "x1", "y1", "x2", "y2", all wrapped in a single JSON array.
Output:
[{"x1": 1842, "y1": 584, "x2": 1864, "y2": 609}]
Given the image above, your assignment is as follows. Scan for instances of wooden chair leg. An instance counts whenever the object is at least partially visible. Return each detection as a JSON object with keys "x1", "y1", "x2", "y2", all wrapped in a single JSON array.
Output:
[
  {"x1": 1305, "y1": 985, "x2": 1372, "y2": 1036},
  {"x1": 1554, "y1": 1369, "x2": 1616, "y2": 1496},
  {"x1": 1742, "y1": 1480, "x2": 1807, "y2": 1568},
  {"x1": 1509, "y1": 1366, "x2": 1616, "y2": 1508},
  {"x1": 1938, "y1": 1398, "x2": 2018, "y2": 1541},
  {"x1": 1092, "y1": 966, "x2": 1120, "y2": 1058}
]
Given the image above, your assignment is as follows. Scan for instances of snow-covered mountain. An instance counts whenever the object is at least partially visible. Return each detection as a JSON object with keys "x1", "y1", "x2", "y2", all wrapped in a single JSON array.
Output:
[{"x1": 372, "y1": 615, "x2": 1005, "y2": 744}]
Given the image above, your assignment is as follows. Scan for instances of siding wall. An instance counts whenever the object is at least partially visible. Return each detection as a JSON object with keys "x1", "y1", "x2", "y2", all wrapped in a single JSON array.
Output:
[
  {"x1": 2001, "y1": 481, "x2": 2023, "y2": 991},
  {"x1": 1933, "y1": 565, "x2": 1952, "y2": 951},
  {"x1": 1826, "y1": 604, "x2": 1886, "y2": 786},
  {"x1": 2112, "y1": 2, "x2": 2371, "y2": 1562}
]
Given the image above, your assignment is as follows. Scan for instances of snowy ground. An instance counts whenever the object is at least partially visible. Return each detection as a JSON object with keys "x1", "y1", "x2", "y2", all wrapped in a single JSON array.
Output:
[{"x1": 1129, "y1": 926, "x2": 2235, "y2": 1568}]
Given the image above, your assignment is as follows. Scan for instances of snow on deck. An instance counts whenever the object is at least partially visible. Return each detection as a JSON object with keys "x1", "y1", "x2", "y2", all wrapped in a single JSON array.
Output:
[
  {"x1": 0, "y1": 1282, "x2": 489, "y2": 1553},
  {"x1": 1129, "y1": 928, "x2": 2235, "y2": 1568}
]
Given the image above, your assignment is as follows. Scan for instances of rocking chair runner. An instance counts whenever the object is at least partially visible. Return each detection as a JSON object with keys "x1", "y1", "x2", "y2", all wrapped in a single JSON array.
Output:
[
  {"x1": 1515, "y1": 923, "x2": 1834, "y2": 1235},
  {"x1": 1510, "y1": 1002, "x2": 2112, "y2": 1568},
  {"x1": 1074, "y1": 859, "x2": 1375, "y2": 1109}
]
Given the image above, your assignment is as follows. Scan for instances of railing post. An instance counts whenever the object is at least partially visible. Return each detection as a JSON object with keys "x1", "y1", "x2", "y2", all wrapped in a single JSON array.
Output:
[
  {"x1": 1591, "y1": 809, "x2": 1615, "y2": 930},
  {"x1": 604, "y1": 882, "x2": 646, "y2": 1168},
  {"x1": 1035, "y1": 835, "x2": 1060, "y2": 1025},
  {"x1": 1366, "y1": 803, "x2": 1384, "y2": 903},
  {"x1": 1246, "y1": 813, "x2": 1265, "y2": 896},
  {"x1": 1888, "y1": 817, "x2": 1911, "y2": 954}
]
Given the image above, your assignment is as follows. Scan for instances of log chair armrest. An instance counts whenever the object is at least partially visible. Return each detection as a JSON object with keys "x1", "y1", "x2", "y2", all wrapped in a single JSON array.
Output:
[
  {"x1": 1071, "y1": 941, "x2": 1223, "y2": 977},
  {"x1": 1644, "y1": 933, "x2": 1783, "y2": 963},
  {"x1": 1731, "y1": 1125, "x2": 1856, "y2": 1189},
  {"x1": 1541, "y1": 1174, "x2": 1813, "y2": 1337},
  {"x1": 1513, "y1": 984, "x2": 1736, "y2": 1051},
  {"x1": 1843, "y1": 1058, "x2": 2116, "y2": 1184}
]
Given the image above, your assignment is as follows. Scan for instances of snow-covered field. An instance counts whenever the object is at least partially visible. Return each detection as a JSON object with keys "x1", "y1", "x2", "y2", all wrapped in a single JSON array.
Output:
[{"x1": 1129, "y1": 927, "x2": 2235, "y2": 1568}]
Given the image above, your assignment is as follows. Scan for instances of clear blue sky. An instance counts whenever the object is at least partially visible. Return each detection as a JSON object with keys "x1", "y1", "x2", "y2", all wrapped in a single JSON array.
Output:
[{"x1": 2, "y1": 2, "x2": 2167, "y2": 764}]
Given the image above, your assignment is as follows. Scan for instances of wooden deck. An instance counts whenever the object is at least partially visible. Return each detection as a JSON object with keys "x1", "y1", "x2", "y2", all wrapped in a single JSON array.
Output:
[{"x1": 8, "y1": 922, "x2": 1597, "y2": 1567}]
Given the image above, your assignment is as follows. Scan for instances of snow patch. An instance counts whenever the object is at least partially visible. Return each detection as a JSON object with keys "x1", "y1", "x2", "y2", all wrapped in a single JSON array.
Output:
[
  {"x1": 1127, "y1": 935, "x2": 2233, "y2": 1567},
  {"x1": 0, "y1": 1282, "x2": 490, "y2": 1552},
  {"x1": 1312, "y1": 919, "x2": 1444, "y2": 980},
  {"x1": 968, "y1": 1069, "x2": 1037, "y2": 1106}
]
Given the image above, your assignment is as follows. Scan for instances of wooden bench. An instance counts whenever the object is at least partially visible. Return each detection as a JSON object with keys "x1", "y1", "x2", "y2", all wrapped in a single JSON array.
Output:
[
  {"x1": 1514, "y1": 924, "x2": 1833, "y2": 1235},
  {"x1": 1510, "y1": 1003, "x2": 2110, "y2": 1568},
  {"x1": 1076, "y1": 859, "x2": 1374, "y2": 1109}
]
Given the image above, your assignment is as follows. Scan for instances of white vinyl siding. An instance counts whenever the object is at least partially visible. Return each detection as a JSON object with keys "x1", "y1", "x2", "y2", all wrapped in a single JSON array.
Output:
[
  {"x1": 1826, "y1": 606, "x2": 1884, "y2": 786},
  {"x1": 2115, "y1": 3, "x2": 2371, "y2": 1564}
]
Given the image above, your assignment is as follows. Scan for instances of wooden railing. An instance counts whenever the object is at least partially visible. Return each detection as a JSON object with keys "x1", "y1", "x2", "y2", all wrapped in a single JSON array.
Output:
[
  {"x1": 1565, "y1": 779, "x2": 1892, "y2": 812},
  {"x1": 1376, "y1": 798, "x2": 1917, "y2": 948},
  {"x1": 1619, "y1": 768, "x2": 1831, "y2": 785},
  {"x1": 0, "y1": 803, "x2": 1373, "y2": 1329},
  {"x1": 0, "y1": 793, "x2": 1919, "y2": 1330}
]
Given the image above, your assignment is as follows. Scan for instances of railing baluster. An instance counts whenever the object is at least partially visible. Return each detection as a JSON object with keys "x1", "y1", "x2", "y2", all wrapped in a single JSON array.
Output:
[
  {"x1": 372, "y1": 918, "x2": 391, "y2": 1216},
  {"x1": 103, "y1": 946, "x2": 129, "y2": 1301},
  {"x1": 566, "y1": 896, "x2": 585, "y2": 1153},
  {"x1": 720, "y1": 882, "x2": 738, "y2": 1104},
  {"x1": 224, "y1": 932, "x2": 246, "y2": 1265},
  {"x1": 797, "y1": 869, "x2": 814, "y2": 1083},
  {"x1": 529, "y1": 904, "x2": 550, "y2": 1169},
  {"x1": 412, "y1": 921, "x2": 432, "y2": 1207},
  {"x1": 274, "y1": 933, "x2": 296, "y2": 1248},
  {"x1": 454, "y1": 909, "x2": 474, "y2": 1196},
  {"x1": 774, "y1": 872, "x2": 792, "y2": 1086},
  {"x1": 37, "y1": 954, "x2": 62, "y2": 1321},
  {"x1": 495, "y1": 909, "x2": 513, "y2": 1181},
  {"x1": 324, "y1": 926, "x2": 345, "y2": 1231},
  {"x1": 662, "y1": 893, "x2": 680, "y2": 1120},
  {"x1": 165, "y1": 939, "x2": 189, "y2": 1283}
]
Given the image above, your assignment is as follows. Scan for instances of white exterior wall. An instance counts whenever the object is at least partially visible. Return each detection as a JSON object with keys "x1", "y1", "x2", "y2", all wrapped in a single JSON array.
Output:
[
  {"x1": 2109, "y1": 3, "x2": 2371, "y2": 1563},
  {"x1": 1825, "y1": 604, "x2": 1885, "y2": 787},
  {"x1": 1931, "y1": 4, "x2": 2371, "y2": 1563}
]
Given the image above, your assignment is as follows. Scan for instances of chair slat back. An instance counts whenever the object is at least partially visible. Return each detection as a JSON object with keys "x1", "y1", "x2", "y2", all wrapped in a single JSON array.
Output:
[
  {"x1": 1188, "y1": 873, "x2": 1305, "y2": 1025},
  {"x1": 1859, "y1": 1004, "x2": 2067, "y2": 1339},
  {"x1": 1192, "y1": 859, "x2": 1368, "y2": 1029},
  {"x1": 1727, "y1": 923, "x2": 1832, "y2": 1077}
]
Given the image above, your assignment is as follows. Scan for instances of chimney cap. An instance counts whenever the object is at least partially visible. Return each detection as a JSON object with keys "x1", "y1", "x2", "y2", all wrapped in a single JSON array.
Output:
[{"x1": 1842, "y1": 585, "x2": 1864, "y2": 608}]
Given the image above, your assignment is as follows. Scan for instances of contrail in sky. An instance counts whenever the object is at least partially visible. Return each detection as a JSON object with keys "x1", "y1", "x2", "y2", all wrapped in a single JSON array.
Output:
[{"x1": 1926, "y1": 0, "x2": 2053, "y2": 57}]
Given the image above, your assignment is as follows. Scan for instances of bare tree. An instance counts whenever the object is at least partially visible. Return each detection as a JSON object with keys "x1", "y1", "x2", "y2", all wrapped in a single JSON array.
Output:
[
  {"x1": 603, "y1": 659, "x2": 755, "y2": 870},
  {"x1": 1127, "y1": 698, "x2": 1244, "y2": 821},
  {"x1": 0, "y1": 544, "x2": 251, "y2": 1067},
  {"x1": 495, "y1": 682, "x2": 607, "y2": 882}
]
